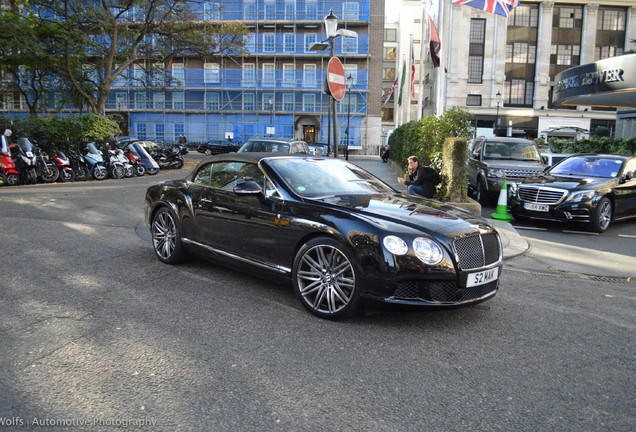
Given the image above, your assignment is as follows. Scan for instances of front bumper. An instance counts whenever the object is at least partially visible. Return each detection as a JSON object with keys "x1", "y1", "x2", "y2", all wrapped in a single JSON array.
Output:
[{"x1": 509, "y1": 194, "x2": 598, "y2": 224}]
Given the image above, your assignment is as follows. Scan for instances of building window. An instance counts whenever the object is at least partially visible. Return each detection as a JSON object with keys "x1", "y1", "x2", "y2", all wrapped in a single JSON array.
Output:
[
  {"x1": 136, "y1": 123, "x2": 147, "y2": 140},
  {"x1": 244, "y1": 1, "x2": 257, "y2": 20},
  {"x1": 262, "y1": 93, "x2": 274, "y2": 111},
  {"x1": 203, "y1": 1, "x2": 220, "y2": 20},
  {"x1": 243, "y1": 63, "x2": 256, "y2": 86},
  {"x1": 243, "y1": 93, "x2": 255, "y2": 111},
  {"x1": 174, "y1": 124, "x2": 184, "y2": 141},
  {"x1": 598, "y1": 8, "x2": 625, "y2": 31},
  {"x1": 384, "y1": 29, "x2": 397, "y2": 42},
  {"x1": 468, "y1": 19, "x2": 485, "y2": 84},
  {"x1": 153, "y1": 92, "x2": 165, "y2": 109},
  {"x1": 507, "y1": 4, "x2": 538, "y2": 107},
  {"x1": 342, "y1": 2, "x2": 359, "y2": 20},
  {"x1": 303, "y1": 64, "x2": 316, "y2": 88},
  {"x1": 262, "y1": 64, "x2": 275, "y2": 87},
  {"x1": 284, "y1": 1, "x2": 296, "y2": 20},
  {"x1": 283, "y1": 64, "x2": 295, "y2": 87},
  {"x1": 284, "y1": 34, "x2": 295, "y2": 52},
  {"x1": 305, "y1": 0, "x2": 318, "y2": 20},
  {"x1": 245, "y1": 34, "x2": 256, "y2": 53},
  {"x1": 205, "y1": 92, "x2": 220, "y2": 110},
  {"x1": 383, "y1": 67, "x2": 396, "y2": 80},
  {"x1": 595, "y1": 7, "x2": 626, "y2": 61},
  {"x1": 155, "y1": 123, "x2": 165, "y2": 140},
  {"x1": 305, "y1": 34, "x2": 318, "y2": 52},
  {"x1": 204, "y1": 62, "x2": 220, "y2": 84},
  {"x1": 384, "y1": 47, "x2": 396, "y2": 60},
  {"x1": 303, "y1": 94, "x2": 315, "y2": 111},
  {"x1": 172, "y1": 63, "x2": 184, "y2": 83},
  {"x1": 283, "y1": 93, "x2": 294, "y2": 111},
  {"x1": 509, "y1": 4, "x2": 537, "y2": 27},
  {"x1": 134, "y1": 92, "x2": 147, "y2": 109},
  {"x1": 264, "y1": 0, "x2": 275, "y2": 20},
  {"x1": 263, "y1": 33, "x2": 276, "y2": 53},
  {"x1": 342, "y1": 37, "x2": 357, "y2": 54},
  {"x1": 172, "y1": 91, "x2": 184, "y2": 109},
  {"x1": 466, "y1": 95, "x2": 482, "y2": 106}
]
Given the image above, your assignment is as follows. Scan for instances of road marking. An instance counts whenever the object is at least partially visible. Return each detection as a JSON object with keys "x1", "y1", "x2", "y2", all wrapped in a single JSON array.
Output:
[
  {"x1": 618, "y1": 234, "x2": 636, "y2": 239},
  {"x1": 562, "y1": 230, "x2": 599, "y2": 235},
  {"x1": 515, "y1": 226, "x2": 547, "y2": 231}
]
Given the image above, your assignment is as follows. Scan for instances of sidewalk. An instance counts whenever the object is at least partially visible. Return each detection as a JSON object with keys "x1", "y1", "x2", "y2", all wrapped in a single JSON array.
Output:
[{"x1": 348, "y1": 155, "x2": 528, "y2": 260}]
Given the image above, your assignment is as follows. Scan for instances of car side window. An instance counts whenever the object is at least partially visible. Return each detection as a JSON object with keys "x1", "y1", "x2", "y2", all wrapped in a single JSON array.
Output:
[
  {"x1": 471, "y1": 139, "x2": 482, "y2": 158},
  {"x1": 193, "y1": 163, "x2": 213, "y2": 186},
  {"x1": 209, "y1": 162, "x2": 266, "y2": 191},
  {"x1": 623, "y1": 160, "x2": 636, "y2": 178}
]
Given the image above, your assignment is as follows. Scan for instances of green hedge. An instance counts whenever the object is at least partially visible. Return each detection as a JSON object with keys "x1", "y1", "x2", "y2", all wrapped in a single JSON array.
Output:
[{"x1": 545, "y1": 137, "x2": 636, "y2": 156}]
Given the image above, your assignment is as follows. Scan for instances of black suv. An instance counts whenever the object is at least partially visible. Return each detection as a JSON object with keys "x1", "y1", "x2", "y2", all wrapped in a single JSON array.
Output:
[
  {"x1": 467, "y1": 137, "x2": 548, "y2": 205},
  {"x1": 238, "y1": 137, "x2": 310, "y2": 154},
  {"x1": 197, "y1": 139, "x2": 240, "y2": 156}
]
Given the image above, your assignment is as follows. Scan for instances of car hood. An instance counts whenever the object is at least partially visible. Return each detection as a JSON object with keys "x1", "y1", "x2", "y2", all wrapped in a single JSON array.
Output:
[
  {"x1": 520, "y1": 174, "x2": 613, "y2": 191},
  {"x1": 313, "y1": 193, "x2": 494, "y2": 236}
]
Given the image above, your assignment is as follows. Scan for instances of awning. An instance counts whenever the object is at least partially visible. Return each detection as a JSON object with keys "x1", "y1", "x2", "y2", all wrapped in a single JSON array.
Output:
[{"x1": 553, "y1": 54, "x2": 636, "y2": 109}]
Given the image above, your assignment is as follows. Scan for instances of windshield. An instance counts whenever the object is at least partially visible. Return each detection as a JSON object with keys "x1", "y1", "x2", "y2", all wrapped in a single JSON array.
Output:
[
  {"x1": 239, "y1": 141, "x2": 291, "y2": 153},
  {"x1": 86, "y1": 143, "x2": 101, "y2": 154},
  {"x1": 268, "y1": 158, "x2": 394, "y2": 198},
  {"x1": 549, "y1": 156, "x2": 624, "y2": 179},
  {"x1": 17, "y1": 137, "x2": 33, "y2": 152},
  {"x1": 483, "y1": 141, "x2": 541, "y2": 162}
]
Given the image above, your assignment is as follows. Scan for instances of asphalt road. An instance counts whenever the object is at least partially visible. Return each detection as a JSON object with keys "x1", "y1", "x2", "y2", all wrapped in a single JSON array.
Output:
[{"x1": 0, "y1": 163, "x2": 634, "y2": 431}]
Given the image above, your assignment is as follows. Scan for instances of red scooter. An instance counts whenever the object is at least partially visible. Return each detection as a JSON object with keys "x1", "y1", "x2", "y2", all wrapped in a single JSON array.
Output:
[
  {"x1": 50, "y1": 150, "x2": 75, "y2": 182},
  {"x1": 124, "y1": 145, "x2": 146, "y2": 176},
  {"x1": 0, "y1": 135, "x2": 20, "y2": 186}
]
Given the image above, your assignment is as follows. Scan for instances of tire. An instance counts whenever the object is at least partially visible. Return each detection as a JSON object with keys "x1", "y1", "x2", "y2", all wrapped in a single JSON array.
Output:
[
  {"x1": 124, "y1": 166, "x2": 135, "y2": 177},
  {"x1": 134, "y1": 163, "x2": 146, "y2": 176},
  {"x1": 0, "y1": 171, "x2": 5, "y2": 186},
  {"x1": 75, "y1": 167, "x2": 89, "y2": 181},
  {"x1": 111, "y1": 165, "x2": 125, "y2": 179},
  {"x1": 146, "y1": 167, "x2": 159, "y2": 175},
  {"x1": 474, "y1": 178, "x2": 489, "y2": 206},
  {"x1": 589, "y1": 197, "x2": 612, "y2": 233},
  {"x1": 39, "y1": 165, "x2": 59, "y2": 183},
  {"x1": 292, "y1": 237, "x2": 361, "y2": 320},
  {"x1": 173, "y1": 159, "x2": 184, "y2": 170},
  {"x1": 204, "y1": 149, "x2": 212, "y2": 156},
  {"x1": 59, "y1": 168, "x2": 75, "y2": 182},
  {"x1": 92, "y1": 166, "x2": 107, "y2": 181},
  {"x1": 151, "y1": 207, "x2": 185, "y2": 264},
  {"x1": 6, "y1": 172, "x2": 19, "y2": 186}
]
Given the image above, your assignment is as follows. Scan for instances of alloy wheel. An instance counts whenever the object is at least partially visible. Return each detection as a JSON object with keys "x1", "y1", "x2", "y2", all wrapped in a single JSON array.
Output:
[
  {"x1": 296, "y1": 243, "x2": 356, "y2": 315},
  {"x1": 152, "y1": 211, "x2": 177, "y2": 260},
  {"x1": 598, "y1": 200, "x2": 612, "y2": 231}
]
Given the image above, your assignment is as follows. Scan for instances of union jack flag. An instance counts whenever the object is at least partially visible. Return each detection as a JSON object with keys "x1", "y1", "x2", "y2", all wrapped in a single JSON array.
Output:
[
  {"x1": 453, "y1": 0, "x2": 519, "y2": 18},
  {"x1": 383, "y1": 75, "x2": 399, "y2": 108}
]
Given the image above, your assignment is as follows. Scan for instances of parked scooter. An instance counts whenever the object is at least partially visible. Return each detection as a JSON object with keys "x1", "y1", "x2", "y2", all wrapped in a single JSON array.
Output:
[
  {"x1": 84, "y1": 143, "x2": 108, "y2": 180},
  {"x1": 10, "y1": 138, "x2": 39, "y2": 184},
  {"x1": 50, "y1": 150, "x2": 75, "y2": 182},
  {"x1": 33, "y1": 145, "x2": 59, "y2": 183},
  {"x1": 0, "y1": 135, "x2": 20, "y2": 186},
  {"x1": 131, "y1": 143, "x2": 159, "y2": 175},
  {"x1": 105, "y1": 148, "x2": 126, "y2": 179},
  {"x1": 124, "y1": 145, "x2": 146, "y2": 176},
  {"x1": 68, "y1": 152, "x2": 89, "y2": 181}
]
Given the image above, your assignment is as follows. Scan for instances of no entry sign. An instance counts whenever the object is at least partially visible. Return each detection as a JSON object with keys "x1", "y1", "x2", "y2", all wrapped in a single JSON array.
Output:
[{"x1": 327, "y1": 57, "x2": 346, "y2": 101}]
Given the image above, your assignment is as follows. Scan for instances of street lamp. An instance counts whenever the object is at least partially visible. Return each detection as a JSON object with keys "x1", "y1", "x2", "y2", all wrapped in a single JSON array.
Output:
[
  {"x1": 494, "y1": 91, "x2": 502, "y2": 136},
  {"x1": 267, "y1": 96, "x2": 275, "y2": 136},
  {"x1": 345, "y1": 74, "x2": 353, "y2": 161}
]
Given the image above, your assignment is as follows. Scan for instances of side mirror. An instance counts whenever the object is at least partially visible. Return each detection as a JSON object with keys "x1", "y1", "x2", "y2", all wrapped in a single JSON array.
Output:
[{"x1": 234, "y1": 180, "x2": 264, "y2": 198}]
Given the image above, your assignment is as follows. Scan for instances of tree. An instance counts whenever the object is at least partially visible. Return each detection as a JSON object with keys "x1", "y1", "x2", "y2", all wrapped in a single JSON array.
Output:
[{"x1": 4, "y1": 0, "x2": 248, "y2": 115}]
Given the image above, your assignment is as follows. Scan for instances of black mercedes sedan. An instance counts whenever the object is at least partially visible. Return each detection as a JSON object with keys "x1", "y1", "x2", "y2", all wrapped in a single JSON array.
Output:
[
  {"x1": 197, "y1": 139, "x2": 240, "y2": 156},
  {"x1": 508, "y1": 154, "x2": 636, "y2": 232},
  {"x1": 145, "y1": 153, "x2": 502, "y2": 319}
]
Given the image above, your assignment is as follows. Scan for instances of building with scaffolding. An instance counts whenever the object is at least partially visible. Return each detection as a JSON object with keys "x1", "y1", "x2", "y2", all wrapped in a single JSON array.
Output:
[{"x1": 0, "y1": 0, "x2": 385, "y2": 152}]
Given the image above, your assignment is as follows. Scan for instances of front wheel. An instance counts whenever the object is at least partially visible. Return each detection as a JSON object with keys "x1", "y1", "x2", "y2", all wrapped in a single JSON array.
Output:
[
  {"x1": 292, "y1": 237, "x2": 361, "y2": 320},
  {"x1": 59, "y1": 168, "x2": 75, "y2": 182},
  {"x1": 589, "y1": 197, "x2": 612, "y2": 233},
  {"x1": 151, "y1": 207, "x2": 185, "y2": 264},
  {"x1": 92, "y1": 166, "x2": 107, "y2": 181},
  {"x1": 146, "y1": 167, "x2": 159, "y2": 175},
  {"x1": 172, "y1": 159, "x2": 184, "y2": 170},
  {"x1": 474, "y1": 179, "x2": 489, "y2": 206},
  {"x1": 39, "y1": 165, "x2": 59, "y2": 183},
  {"x1": 110, "y1": 165, "x2": 125, "y2": 179}
]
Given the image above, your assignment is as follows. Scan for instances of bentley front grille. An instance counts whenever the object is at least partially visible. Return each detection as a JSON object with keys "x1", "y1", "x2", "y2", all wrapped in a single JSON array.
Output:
[
  {"x1": 518, "y1": 186, "x2": 568, "y2": 204},
  {"x1": 453, "y1": 233, "x2": 501, "y2": 270}
]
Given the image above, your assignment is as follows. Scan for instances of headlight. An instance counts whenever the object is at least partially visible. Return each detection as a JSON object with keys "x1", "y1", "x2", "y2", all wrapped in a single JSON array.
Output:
[
  {"x1": 413, "y1": 237, "x2": 444, "y2": 265},
  {"x1": 487, "y1": 168, "x2": 506, "y2": 178},
  {"x1": 383, "y1": 235, "x2": 408, "y2": 255},
  {"x1": 568, "y1": 191, "x2": 594, "y2": 203}
]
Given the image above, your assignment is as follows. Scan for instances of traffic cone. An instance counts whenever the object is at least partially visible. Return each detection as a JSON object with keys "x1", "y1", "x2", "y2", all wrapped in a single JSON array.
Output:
[{"x1": 491, "y1": 179, "x2": 512, "y2": 221}]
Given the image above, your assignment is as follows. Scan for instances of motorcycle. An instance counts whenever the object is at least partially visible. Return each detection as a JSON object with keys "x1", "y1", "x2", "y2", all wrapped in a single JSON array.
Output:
[
  {"x1": 84, "y1": 143, "x2": 108, "y2": 181},
  {"x1": 50, "y1": 150, "x2": 75, "y2": 182},
  {"x1": 149, "y1": 145, "x2": 184, "y2": 170},
  {"x1": 105, "y1": 148, "x2": 127, "y2": 179},
  {"x1": 0, "y1": 135, "x2": 20, "y2": 186},
  {"x1": 68, "y1": 152, "x2": 89, "y2": 181},
  {"x1": 10, "y1": 137, "x2": 38, "y2": 184},
  {"x1": 124, "y1": 145, "x2": 146, "y2": 176},
  {"x1": 131, "y1": 143, "x2": 159, "y2": 175}
]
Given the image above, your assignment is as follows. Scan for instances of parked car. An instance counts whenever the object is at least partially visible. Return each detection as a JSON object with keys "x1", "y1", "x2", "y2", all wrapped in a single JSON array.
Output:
[
  {"x1": 197, "y1": 139, "x2": 240, "y2": 156},
  {"x1": 467, "y1": 137, "x2": 549, "y2": 205},
  {"x1": 542, "y1": 152, "x2": 572, "y2": 167},
  {"x1": 308, "y1": 143, "x2": 329, "y2": 156},
  {"x1": 145, "y1": 153, "x2": 503, "y2": 320},
  {"x1": 508, "y1": 154, "x2": 636, "y2": 232},
  {"x1": 238, "y1": 137, "x2": 310, "y2": 154}
]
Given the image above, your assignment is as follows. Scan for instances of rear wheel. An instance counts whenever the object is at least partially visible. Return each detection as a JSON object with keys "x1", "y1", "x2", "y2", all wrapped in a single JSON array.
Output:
[
  {"x1": 173, "y1": 159, "x2": 184, "y2": 169},
  {"x1": 151, "y1": 207, "x2": 185, "y2": 264},
  {"x1": 146, "y1": 167, "x2": 159, "y2": 175},
  {"x1": 75, "y1": 167, "x2": 88, "y2": 181},
  {"x1": 39, "y1": 165, "x2": 59, "y2": 183},
  {"x1": 0, "y1": 171, "x2": 6, "y2": 186},
  {"x1": 6, "y1": 172, "x2": 19, "y2": 186},
  {"x1": 292, "y1": 237, "x2": 361, "y2": 320},
  {"x1": 134, "y1": 163, "x2": 146, "y2": 176},
  {"x1": 204, "y1": 149, "x2": 212, "y2": 156},
  {"x1": 589, "y1": 197, "x2": 612, "y2": 233}
]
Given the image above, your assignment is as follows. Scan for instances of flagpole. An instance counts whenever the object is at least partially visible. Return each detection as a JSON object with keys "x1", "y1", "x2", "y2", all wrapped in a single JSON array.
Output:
[
  {"x1": 417, "y1": 0, "x2": 428, "y2": 121},
  {"x1": 394, "y1": 62, "x2": 400, "y2": 129},
  {"x1": 435, "y1": 0, "x2": 447, "y2": 116},
  {"x1": 406, "y1": 34, "x2": 413, "y2": 124}
]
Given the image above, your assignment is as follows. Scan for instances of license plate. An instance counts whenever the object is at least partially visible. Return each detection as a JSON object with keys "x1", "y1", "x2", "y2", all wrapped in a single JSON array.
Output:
[
  {"x1": 466, "y1": 267, "x2": 498, "y2": 287},
  {"x1": 524, "y1": 202, "x2": 549, "y2": 212}
]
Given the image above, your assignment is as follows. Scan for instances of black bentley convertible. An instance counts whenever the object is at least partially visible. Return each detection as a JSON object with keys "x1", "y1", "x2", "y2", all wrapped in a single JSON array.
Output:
[{"x1": 145, "y1": 153, "x2": 502, "y2": 319}]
